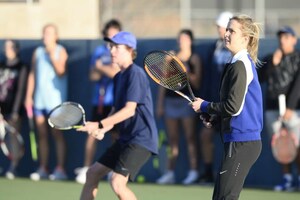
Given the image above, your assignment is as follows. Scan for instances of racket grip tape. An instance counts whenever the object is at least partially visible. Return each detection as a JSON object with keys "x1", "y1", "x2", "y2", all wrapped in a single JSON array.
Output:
[
  {"x1": 29, "y1": 131, "x2": 38, "y2": 161},
  {"x1": 73, "y1": 125, "x2": 83, "y2": 129}
]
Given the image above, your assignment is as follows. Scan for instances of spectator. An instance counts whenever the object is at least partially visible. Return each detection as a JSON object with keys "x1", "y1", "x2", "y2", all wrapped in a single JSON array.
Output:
[
  {"x1": 0, "y1": 39, "x2": 27, "y2": 179},
  {"x1": 25, "y1": 23, "x2": 69, "y2": 181},
  {"x1": 77, "y1": 31, "x2": 158, "y2": 200},
  {"x1": 260, "y1": 26, "x2": 300, "y2": 191},
  {"x1": 156, "y1": 29, "x2": 202, "y2": 185},
  {"x1": 75, "y1": 19, "x2": 122, "y2": 184},
  {"x1": 198, "y1": 11, "x2": 233, "y2": 183}
]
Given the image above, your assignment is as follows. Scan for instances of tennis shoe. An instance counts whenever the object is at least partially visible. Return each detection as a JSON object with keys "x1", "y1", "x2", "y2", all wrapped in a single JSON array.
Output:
[
  {"x1": 75, "y1": 166, "x2": 88, "y2": 184},
  {"x1": 30, "y1": 167, "x2": 48, "y2": 181},
  {"x1": 182, "y1": 170, "x2": 199, "y2": 185},
  {"x1": 274, "y1": 174, "x2": 295, "y2": 191},
  {"x1": 156, "y1": 171, "x2": 175, "y2": 184},
  {"x1": 5, "y1": 170, "x2": 16, "y2": 180},
  {"x1": 49, "y1": 168, "x2": 67, "y2": 181}
]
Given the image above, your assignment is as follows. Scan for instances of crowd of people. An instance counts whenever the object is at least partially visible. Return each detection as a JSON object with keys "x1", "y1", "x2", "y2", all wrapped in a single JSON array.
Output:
[{"x1": 1, "y1": 11, "x2": 300, "y2": 200}]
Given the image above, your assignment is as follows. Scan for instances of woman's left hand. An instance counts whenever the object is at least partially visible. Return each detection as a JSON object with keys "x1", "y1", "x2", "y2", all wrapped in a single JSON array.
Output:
[{"x1": 190, "y1": 97, "x2": 204, "y2": 113}]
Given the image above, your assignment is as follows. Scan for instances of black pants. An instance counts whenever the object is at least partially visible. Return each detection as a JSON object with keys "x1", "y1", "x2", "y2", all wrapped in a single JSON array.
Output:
[{"x1": 213, "y1": 140, "x2": 262, "y2": 200}]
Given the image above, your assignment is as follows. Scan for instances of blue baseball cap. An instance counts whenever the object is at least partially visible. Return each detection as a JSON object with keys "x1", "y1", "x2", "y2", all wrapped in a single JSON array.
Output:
[
  {"x1": 104, "y1": 31, "x2": 137, "y2": 50},
  {"x1": 277, "y1": 26, "x2": 296, "y2": 36}
]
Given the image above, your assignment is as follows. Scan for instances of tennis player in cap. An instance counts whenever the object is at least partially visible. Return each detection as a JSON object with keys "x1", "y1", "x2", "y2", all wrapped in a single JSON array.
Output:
[{"x1": 77, "y1": 31, "x2": 158, "y2": 200}]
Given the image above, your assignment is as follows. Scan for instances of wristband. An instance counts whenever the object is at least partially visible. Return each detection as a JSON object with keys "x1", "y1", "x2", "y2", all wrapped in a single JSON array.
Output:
[{"x1": 98, "y1": 122, "x2": 103, "y2": 129}]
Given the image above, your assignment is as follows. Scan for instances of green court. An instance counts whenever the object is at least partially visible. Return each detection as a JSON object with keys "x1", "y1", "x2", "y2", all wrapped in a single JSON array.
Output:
[{"x1": 0, "y1": 178, "x2": 299, "y2": 200}]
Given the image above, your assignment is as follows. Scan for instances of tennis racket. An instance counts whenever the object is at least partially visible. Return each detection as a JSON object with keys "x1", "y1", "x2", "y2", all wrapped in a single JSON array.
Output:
[
  {"x1": 48, "y1": 102, "x2": 86, "y2": 130},
  {"x1": 271, "y1": 94, "x2": 298, "y2": 164},
  {"x1": 26, "y1": 106, "x2": 38, "y2": 161},
  {"x1": 144, "y1": 50, "x2": 196, "y2": 102},
  {"x1": 0, "y1": 112, "x2": 24, "y2": 160}
]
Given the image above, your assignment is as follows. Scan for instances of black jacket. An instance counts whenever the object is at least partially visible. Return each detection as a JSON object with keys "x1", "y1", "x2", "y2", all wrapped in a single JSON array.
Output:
[
  {"x1": 202, "y1": 50, "x2": 263, "y2": 142},
  {"x1": 259, "y1": 51, "x2": 300, "y2": 110}
]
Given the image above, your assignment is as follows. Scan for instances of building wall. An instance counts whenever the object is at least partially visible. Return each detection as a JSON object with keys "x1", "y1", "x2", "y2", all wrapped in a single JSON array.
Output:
[
  {"x1": 0, "y1": 0, "x2": 99, "y2": 39},
  {"x1": 0, "y1": 0, "x2": 300, "y2": 39}
]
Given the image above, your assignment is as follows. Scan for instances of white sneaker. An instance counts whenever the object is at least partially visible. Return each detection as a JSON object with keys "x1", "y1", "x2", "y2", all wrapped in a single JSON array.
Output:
[
  {"x1": 75, "y1": 166, "x2": 88, "y2": 184},
  {"x1": 274, "y1": 174, "x2": 294, "y2": 191},
  {"x1": 156, "y1": 171, "x2": 175, "y2": 184},
  {"x1": 30, "y1": 168, "x2": 48, "y2": 181},
  {"x1": 5, "y1": 171, "x2": 16, "y2": 180},
  {"x1": 182, "y1": 170, "x2": 199, "y2": 185}
]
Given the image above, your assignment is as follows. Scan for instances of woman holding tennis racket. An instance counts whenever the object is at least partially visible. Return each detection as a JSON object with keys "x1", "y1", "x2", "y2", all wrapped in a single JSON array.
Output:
[
  {"x1": 77, "y1": 31, "x2": 158, "y2": 200},
  {"x1": 191, "y1": 15, "x2": 263, "y2": 199}
]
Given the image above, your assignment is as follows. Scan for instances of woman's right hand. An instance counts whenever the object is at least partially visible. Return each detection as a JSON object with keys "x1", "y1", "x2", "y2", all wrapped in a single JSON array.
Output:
[{"x1": 190, "y1": 97, "x2": 204, "y2": 113}]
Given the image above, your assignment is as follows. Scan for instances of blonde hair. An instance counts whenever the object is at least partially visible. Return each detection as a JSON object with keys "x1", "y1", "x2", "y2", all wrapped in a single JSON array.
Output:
[
  {"x1": 43, "y1": 23, "x2": 58, "y2": 35},
  {"x1": 231, "y1": 15, "x2": 261, "y2": 65},
  {"x1": 42, "y1": 23, "x2": 59, "y2": 43}
]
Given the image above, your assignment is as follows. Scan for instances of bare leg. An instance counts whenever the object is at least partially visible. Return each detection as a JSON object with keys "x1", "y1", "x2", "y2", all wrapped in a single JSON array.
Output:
[
  {"x1": 80, "y1": 162, "x2": 111, "y2": 200},
  {"x1": 51, "y1": 128, "x2": 66, "y2": 169},
  {"x1": 165, "y1": 118, "x2": 180, "y2": 170},
  {"x1": 282, "y1": 164, "x2": 291, "y2": 174},
  {"x1": 200, "y1": 127, "x2": 214, "y2": 165},
  {"x1": 110, "y1": 173, "x2": 137, "y2": 200},
  {"x1": 199, "y1": 127, "x2": 214, "y2": 182},
  {"x1": 35, "y1": 115, "x2": 49, "y2": 169},
  {"x1": 182, "y1": 117, "x2": 197, "y2": 169},
  {"x1": 84, "y1": 136, "x2": 97, "y2": 167}
]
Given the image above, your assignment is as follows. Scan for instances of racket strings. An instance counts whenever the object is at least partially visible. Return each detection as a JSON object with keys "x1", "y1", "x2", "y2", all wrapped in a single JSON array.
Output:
[
  {"x1": 0, "y1": 115, "x2": 24, "y2": 159},
  {"x1": 145, "y1": 52, "x2": 187, "y2": 90},
  {"x1": 49, "y1": 105, "x2": 83, "y2": 128}
]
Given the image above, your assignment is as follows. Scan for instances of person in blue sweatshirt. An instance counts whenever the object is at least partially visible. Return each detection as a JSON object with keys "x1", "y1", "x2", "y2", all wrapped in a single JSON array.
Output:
[{"x1": 191, "y1": 14, "x2": 263, "y2": 200}]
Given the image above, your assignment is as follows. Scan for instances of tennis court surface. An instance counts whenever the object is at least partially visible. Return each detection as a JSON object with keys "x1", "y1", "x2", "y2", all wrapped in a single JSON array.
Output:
[{"x1": 0, "y1": 178, "x2": 299, "y2": 200}]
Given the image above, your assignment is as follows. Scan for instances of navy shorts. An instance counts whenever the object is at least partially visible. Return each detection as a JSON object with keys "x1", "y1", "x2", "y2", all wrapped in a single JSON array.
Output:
[{"x1": 98, "y1": 142, "x2": 151, "y2": 181}]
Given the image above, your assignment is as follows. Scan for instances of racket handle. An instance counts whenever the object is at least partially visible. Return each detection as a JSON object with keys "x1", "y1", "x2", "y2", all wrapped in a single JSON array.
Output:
[
  {"x1": 174, "y1": 91, "x2": 192, "y2": 102},
  {"x1": 187, "y1": 83, "x2": 196, "y2": 101},
  {"x1": 29, "y1": 131, "x2": 38, "y2": 161},
  {"x1": 73, "y1": 125, "x2": 83, "y2": 129}
]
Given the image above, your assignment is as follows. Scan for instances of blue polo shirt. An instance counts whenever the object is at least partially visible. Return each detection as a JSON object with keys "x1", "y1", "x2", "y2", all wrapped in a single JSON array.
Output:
[{"x1": 113, "y1": 63, "x2": 158, "y2": 154}]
